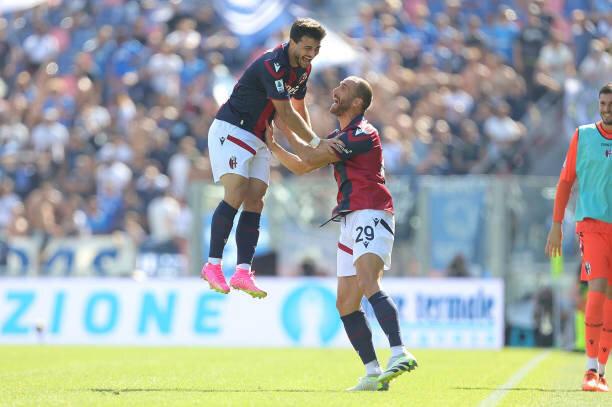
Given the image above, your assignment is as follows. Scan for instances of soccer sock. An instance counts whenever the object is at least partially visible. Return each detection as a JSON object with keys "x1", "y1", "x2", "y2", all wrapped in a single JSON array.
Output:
[
  {"x1": 368, "y1": 291, "x2": 403, "y2": 347},
  {"x1": 236, "y1": 211, "x2": 261, "y2": 266},
  {"x1": 340, "y1": 310, "x2": 378, "y2": 365},
  {"x1": 585, "y1": 291, "x2": 605, "y2": 360},
  {"x1": 391, "y1": 345, "x2": 405, "y2": 357},
  {"x1": 597, "y1": 297, "x2": 612, "y2": 372},
  {"x1": 365, "y1": 360, "x2": 381, "y2": 376},
  {"x1": 208, "y1": 200, "x2": 238, "y2": 260}
]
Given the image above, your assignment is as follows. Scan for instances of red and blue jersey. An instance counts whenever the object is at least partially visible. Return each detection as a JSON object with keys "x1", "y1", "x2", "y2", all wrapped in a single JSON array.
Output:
[
  {"x1": 216, "y1": 42, "x2": 311, "y2": 141},
  {"x1": 329, "y1": 115, "x2": 394, "y2": 217}
]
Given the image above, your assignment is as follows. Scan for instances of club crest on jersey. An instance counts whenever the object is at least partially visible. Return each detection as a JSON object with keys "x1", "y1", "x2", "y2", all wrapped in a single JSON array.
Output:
[
  {"x1": 274, "y1": 62, "x2": 281, "y2": 72},
  {"x1": 584, "y1": 262, "x2": 591, "y2": 275},
  {"x1": 275, "y1": 79, "x2": 284, "y2": 93},
  {"x1": 229, "y1": 156, "x2": 237, "y2": 169}
]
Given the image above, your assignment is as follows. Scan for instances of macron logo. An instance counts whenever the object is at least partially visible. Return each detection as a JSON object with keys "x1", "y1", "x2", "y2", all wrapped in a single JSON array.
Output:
[
  {"x1": 274, "y1": 62, "x2": 281, "y2": 72},
  {"x1": 354, "y1": 128, "x2": 366, "y2": 136}
]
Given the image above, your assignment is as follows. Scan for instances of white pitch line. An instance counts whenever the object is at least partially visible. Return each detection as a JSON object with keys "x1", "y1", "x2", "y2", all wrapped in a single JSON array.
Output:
[{"x1": 478, "y1": 350, "x2": 551, "y2": 407}]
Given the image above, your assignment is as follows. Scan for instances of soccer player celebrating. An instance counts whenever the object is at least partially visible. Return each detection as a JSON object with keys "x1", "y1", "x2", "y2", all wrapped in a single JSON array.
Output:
[
  {"x1": 266, "y1": 76, "x2": 418, "y2": 391},
  {"x1": 545, "y1": 82, "x2": 612, "y2": 392},
  {"x1": 202, "y1": 18, "x2": 341, "y2": 298}
]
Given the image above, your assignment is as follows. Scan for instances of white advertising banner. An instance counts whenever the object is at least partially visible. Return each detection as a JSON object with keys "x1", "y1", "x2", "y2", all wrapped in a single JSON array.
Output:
[
  {"x1": 0, "y1": 278, "x2": 504, "y2": 348},
  {"x1": 5, "y1": 236, "x2": 136, "y2": 277}
]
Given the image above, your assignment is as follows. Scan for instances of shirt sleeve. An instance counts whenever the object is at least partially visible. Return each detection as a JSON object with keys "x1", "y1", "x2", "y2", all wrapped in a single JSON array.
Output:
[
  {"x1": 552, "y1": 129, "x2": 578, "y2": 223},
  {"x1": 259, "y1": 60, "x2": 290, "y2": 100},
  {"x1": 333, "y1": 129, "x2": 374, "y2": 161}
]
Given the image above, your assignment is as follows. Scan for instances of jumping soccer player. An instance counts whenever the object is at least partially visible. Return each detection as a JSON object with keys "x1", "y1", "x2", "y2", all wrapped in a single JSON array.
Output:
[
  {"x1": 545, "y1": 82, "x2": 612, "y2": 392},
  {"x1": 202, "y1": 18, "x2": 341, "y2": 298},
  {"x1": 266, "y1": 76, "x2": 418, "y2": 391}
]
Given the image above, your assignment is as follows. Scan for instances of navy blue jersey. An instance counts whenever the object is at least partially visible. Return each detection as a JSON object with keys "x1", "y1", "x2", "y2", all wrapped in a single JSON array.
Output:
[
  {"x1": 329, "y1": 115, "x2": 394, "y2": 217},
  {"x1": 216, "y1": 43, "x2": 311, "y2": 141}
]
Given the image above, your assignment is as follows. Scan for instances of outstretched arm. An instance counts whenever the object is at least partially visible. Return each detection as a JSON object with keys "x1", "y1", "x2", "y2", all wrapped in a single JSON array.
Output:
[{"x1": 266, "y1": 122, "x2": 318, "y2": 175}]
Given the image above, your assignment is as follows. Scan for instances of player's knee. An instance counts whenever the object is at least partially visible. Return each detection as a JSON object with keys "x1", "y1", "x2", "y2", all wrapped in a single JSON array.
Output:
[
  {"x1": 336, "y1": 296, "x2": 358, "y2": 316},
  {"x1": 242, "y1": 197, "x2": 264, "y2": 212},
  {"x1": 223, "y1": 185, "x2": 249, "y2": 208}
]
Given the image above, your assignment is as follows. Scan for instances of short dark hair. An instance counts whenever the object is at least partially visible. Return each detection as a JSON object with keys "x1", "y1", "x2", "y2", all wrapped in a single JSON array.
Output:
[
  {"x1": 600, "y1": 82, "x2": 612, "y2": 97},
  {"x1": 352, "y1": 77, "x2": 373, "y2": 113},
  {"x1": 289, "y1": 18, "x2": 326, "y2": 43}
]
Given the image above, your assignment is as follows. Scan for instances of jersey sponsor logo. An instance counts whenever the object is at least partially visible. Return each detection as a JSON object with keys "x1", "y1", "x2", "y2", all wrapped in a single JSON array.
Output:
[
  {"x1": 229, "y1": 156, "x2": 238, "y2": 169},
  {"x1": 284, "y1": 83, "x2": 302, "y2": 96},
  {"x1": 605, "y1": 149, "x2": 612, "y2": 158},
  {"x1": 584, "y1": 262, "x2": 591, "y2": 275},
  {"x1": 275, "y1": 79, "x2": 284, "y2": 93},
  {"x1": 338, "y1": 145, "x2": 353, "y2": 155},
  {"x1": 273, "y1": 62, "x2": 281, "y2": 72}
]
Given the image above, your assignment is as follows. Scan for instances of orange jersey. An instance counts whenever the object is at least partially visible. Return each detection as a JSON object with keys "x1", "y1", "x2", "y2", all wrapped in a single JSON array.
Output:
[{"x1": 553, "y1": 121, "x2": 612, "y2": 233}]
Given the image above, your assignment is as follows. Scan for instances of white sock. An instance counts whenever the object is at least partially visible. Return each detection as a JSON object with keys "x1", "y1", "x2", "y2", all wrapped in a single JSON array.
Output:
[
  {"x1": 586, "y1": 357, "x2": 598, "y2": 371},
  {"x1": 365, "y1": 360, "x2": 381, "y2": 376},
  {"x1": 391, "y1": 345, "x2": 405, "y2": 357},
  {"x1": 208, "y1": 258, "x2": 221, "y2": 265},
  {"x1": 237, "y1": 263, "x2": 251, "y2": 271},
  {"x1": 598, "y1": 362, "x2": 606, "y2": 376}
]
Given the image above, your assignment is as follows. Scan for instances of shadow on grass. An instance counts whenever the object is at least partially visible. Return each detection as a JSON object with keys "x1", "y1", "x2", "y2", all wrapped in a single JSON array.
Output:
[
  {"x1": 88, "y1": 388, "x2": 345, "y2": 394},
  {"x1": 453, "y1": 387, "x2": 583, "y2": 393}
]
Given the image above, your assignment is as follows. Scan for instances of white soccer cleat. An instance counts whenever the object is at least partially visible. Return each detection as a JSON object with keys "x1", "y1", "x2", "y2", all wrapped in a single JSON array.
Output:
[
  {"x1": 377, "y1": 351, "x2": 418, "y2": 384},
  {"x1": 346, "y1": 375, "x2": 389, "y2": 391}
]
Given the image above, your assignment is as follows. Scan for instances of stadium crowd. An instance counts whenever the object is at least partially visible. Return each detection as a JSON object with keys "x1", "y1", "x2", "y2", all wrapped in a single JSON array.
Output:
[{"x1": 0, "y1": 0, "x2": 610, "y2": 250}]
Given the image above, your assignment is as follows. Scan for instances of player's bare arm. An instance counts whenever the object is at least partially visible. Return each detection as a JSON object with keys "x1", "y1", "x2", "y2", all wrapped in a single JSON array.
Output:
[
  {"x1": 271, "y1": 98, "x2": 343, "y2": 155},
  {"x1": 266, "y1": 122, "x2": 313, "y2": 175},
  {"x1": 267, "y1": 122, "x2": 339, "y2": 172},
  {"x1": 291, "y1": 97, "x2": 311, "y2": 127}
]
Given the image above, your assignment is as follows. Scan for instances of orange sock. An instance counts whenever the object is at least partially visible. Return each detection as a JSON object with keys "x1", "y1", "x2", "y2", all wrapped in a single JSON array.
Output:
[
  {"x1": 585, "y1": 291, "x2": 606, "y2": 359},
  {"x1": 598, "y1": 298, "x2": 612, "y2": 367}
]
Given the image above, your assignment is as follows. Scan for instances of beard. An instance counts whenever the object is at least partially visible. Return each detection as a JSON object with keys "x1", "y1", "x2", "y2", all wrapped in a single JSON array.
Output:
[{"x1": 330, "y1": 99, "x2": 350, "y2": 115}]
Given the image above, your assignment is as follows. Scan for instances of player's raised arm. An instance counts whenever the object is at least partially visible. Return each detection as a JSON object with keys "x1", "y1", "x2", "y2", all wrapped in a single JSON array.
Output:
[{"x1": 545, "y1": 129, "x2": 578, "y2": 257}]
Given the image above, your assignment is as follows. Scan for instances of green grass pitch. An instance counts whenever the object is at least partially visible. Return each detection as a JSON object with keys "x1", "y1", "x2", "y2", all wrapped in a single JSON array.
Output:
[{"x1": 0, "y1": 347, "x2": 607, "y2": 406}]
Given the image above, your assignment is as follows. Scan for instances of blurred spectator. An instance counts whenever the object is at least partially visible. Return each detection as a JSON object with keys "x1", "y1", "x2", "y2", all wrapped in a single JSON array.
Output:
[
  {"x1": 535, "y1": 29, "x2": 576, "y2": 98},
  {"x1": 483, "y1": 101, "x2": 526, "y2": 172},
  {"x1": 447, "y1": 253, "x2": 469, "y2": 277},
  {"x1": 514, "y1": 8, "x2": 548, "y2": 98},
  {"x1": 23, "y1": 22, "x2": 59, "y2": 71},
  {"x1": 578, "y1": 39, "x2": 612, "y2": 88},
  {"x1": 31, "y1": 108, "x2": 69, "y2": 163},
  {"x1": 0, "y1": 179, "x2": 21, "y2": 231}
]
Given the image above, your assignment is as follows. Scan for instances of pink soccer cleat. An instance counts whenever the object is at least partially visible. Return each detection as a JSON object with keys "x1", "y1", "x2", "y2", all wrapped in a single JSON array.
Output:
[
  {"x1": 200, "y1": 263, "x2": 230, "y2": 294},
  {"x1": 229, "y1": 267, "x2": 267, "y2": 299}
]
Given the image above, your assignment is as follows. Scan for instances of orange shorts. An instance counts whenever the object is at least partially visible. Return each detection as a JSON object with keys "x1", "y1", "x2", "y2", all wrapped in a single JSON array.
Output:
[{"x1": 578, "y1": 231, "x2": 612, "y2": 283}]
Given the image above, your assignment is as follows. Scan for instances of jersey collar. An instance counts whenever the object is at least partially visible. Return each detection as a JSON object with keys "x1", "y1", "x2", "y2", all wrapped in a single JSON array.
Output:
[
  {"x1": 597, "y1": 121, "x2": 612, "y2": 140},
  {"x1": 341, "y1": 114, "x2": 365, "y2": 132}
]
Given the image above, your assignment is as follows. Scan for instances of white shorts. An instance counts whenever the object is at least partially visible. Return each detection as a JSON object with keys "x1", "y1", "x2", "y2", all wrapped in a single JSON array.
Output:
[
  {"x1": 208, "y1": 119, "x2": 271, "y2": 185},
  {"x1": 336, "y1": 209, "x2": 395, "y2": 277}
]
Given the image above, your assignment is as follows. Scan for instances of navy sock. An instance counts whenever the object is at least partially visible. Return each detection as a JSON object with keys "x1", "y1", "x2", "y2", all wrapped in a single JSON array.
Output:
[
  {"x1": 208, "y1": 200, "x2": 238, "y2": 259},
  {"x1": 368, "y1": 291, "x2": 403, "y2": 347},
  {"x1": 340, "y1": 310, "x2": 377, "y2": 365},
  {"x1": 236, "y1": 211, "x2": 261, "y2": 265}
]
